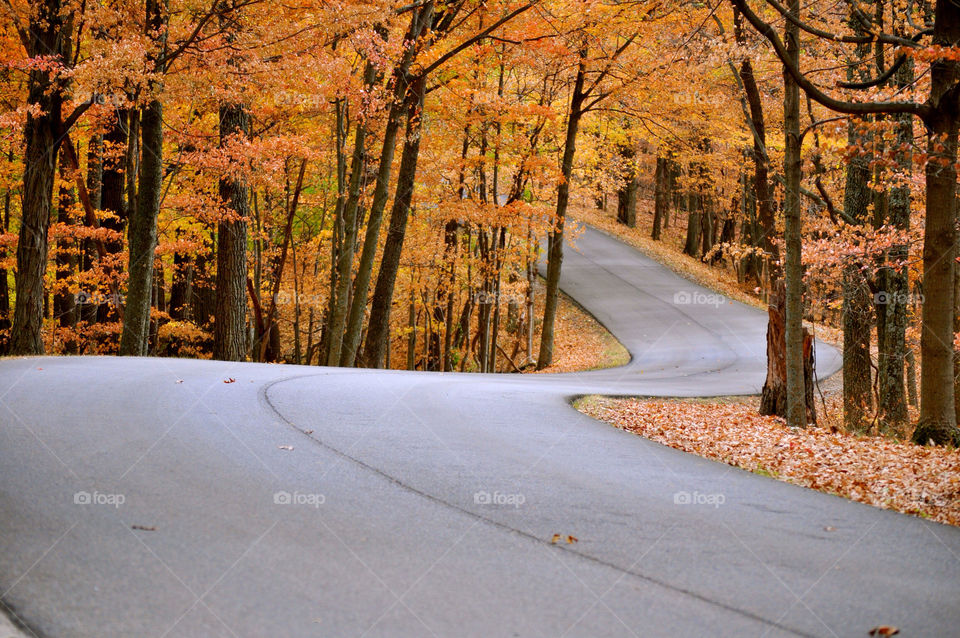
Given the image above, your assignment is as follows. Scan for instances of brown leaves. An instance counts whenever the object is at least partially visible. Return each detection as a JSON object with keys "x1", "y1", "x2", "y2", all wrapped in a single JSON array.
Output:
[
  {"x1": 580, "y1": 397, "x2": 960, "y2": 527},
  {"x1": 868, "y1": 626, "x2": 899, "y2": 636},
  {"x1": 550, "y1": 534, "x2": 578, "y2": 544}
]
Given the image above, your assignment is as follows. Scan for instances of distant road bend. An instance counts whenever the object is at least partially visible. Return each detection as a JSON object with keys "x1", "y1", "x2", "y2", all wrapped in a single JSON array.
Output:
[{"x1": 1, "y1": 226, "x2": 957, "y2": 637}]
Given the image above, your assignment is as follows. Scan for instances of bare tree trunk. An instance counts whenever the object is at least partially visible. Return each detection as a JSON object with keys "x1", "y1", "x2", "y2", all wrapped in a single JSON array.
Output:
[
  {"x1": 782, "y1": 0, "x2": 807, "y2": 427},
  {"x1": 213, "y1": 100, "x2": 250, "y2": 361},
  {"x1": 342, "y1": 7, "x2": 432, "y2": 367},
  {"x1": 361, "y1": 74, "x2": 427, "y2": 368},
  {"x1": 652, "y1": 154, "x2": 668, "y2": 241},
  {"x1": 10, "y1": 0, "x2": 65, "y2": 354},
  {"x1": 878, "y1": 55, "x2": 913, "y2": 434},
  {"x1": 119, "y1": 95, "x2": 163, "y2": 356},
  {"x1": 538, "y1": 50, "x2": 586, "y2": 370},
  {"x1": 912, "y1": 0, "x2": 960, "y2": 445}
]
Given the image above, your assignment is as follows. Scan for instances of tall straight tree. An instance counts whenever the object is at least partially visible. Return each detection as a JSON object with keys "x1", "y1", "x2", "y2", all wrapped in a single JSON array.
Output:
[
  {"x1": 9, "y1": 0, "x2": 84, "y2": 354},
  {"x1": 119, "y1": 0, "x2": 167, "y2": 356},
  {"x1": 212, "y1": 3, "x2": 250, "y2": 361},
  {"x1": 213, "y1": 101, "x2": 250, "y2": 360},
  {"x1": 781, "y1": 0, "x2": 805, "y2": 428},
  {"x1": 360, "y1": 74, "x2": 427, "y2": 368}
]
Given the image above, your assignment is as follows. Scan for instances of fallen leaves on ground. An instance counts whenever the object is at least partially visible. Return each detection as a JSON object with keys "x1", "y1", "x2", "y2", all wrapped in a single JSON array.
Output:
[{"x1": 579, "y1": 396, "x2": 960, "y2": 527}]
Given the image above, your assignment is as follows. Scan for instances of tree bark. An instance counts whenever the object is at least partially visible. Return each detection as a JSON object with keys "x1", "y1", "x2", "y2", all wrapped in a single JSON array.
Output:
[
  {"x1": 912, "y1": 0, "x2": 960, "y2": 445},
  {"x1": 119, "y1": 0, "x2": 165, "y2": 356},
  {"x1": 213, "y1": 101, "x2": 250, "y2": 361},
  {"x1": 361, "y1": 75, "x2": 427, "y2": 368},
  {"x1": 537, "y1": 49, "x2": 587, "y2": 370},
  {"x1": 327, "y1": 60, "x2": 378, "y2": 366},
  {"x1": 341, "y1": 7, "x2": 431, "y2": 367},
  {"x1": 10, "y1": 0, "x2": 65, "y2": 354},
  {"x1": 652, "y1": 154, "x2": 668, "y2": 241},
  {"x1": 878, "y1": 57, "x2": 913, "y2": 434},
  {"x1": 782, "y1": 0, "x2": 806, "y2": 427}
]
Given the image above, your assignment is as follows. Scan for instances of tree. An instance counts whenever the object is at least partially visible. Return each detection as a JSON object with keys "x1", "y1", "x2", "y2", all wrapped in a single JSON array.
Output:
[
  {"x1": 8, "y1": 0, "x2": 87, "y2": 354},
  {"x1": 733, "y1": 0, "x2": 960, "y2": 442}
]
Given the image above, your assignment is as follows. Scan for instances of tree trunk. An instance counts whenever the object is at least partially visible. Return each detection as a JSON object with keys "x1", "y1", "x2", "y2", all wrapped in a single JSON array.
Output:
[
  {"x1": 341, "y1": 7, "x2": 431, "y2": 368},
  {"x1": 537, "y1": 50, "x2": 586, "y2": 370},
  {"x1": 213, "y1": 101, "x2": 250, "y2": 361},
  {"x1": 119, "y1": 97, "x2": 163, "y2": 356},
  {"x1": 652, "y1": 154, "x2": 668, "y2": 241},
  {"x1": 119, "y1": 0, "x2": 165, "y2": 356},
  {"x1": 782, "y1": 0, "x2": 806, "y2": 428},
  {"x1": 911, "y1": 0, "x2": 960, "y2": 445},
  {"x1": 682, "y1": 189, "x2": 701, "y2": 257},
  {"x1": 616, "y1": 144, "x2": 638, "y2": 228},
  {"x1": 10, "y1": 0, "x2": 64, "y2": 354},
  {"x1": 878, "y1": 57, "x2": 913, "y2": 434},
  {"x1": 734, "y1": 7, "x2": 778, "y2": 270},
  {"x1": 362, "y1": 75, "x2": 427, "y2": 368},
  {"x1": 327, "y1": 60, "x2": 378, "y2": 366},
  {"x1": 843, "y1": 265, "x2": 873, "y2": 433},
  {"x1": 54, "y1": 154, "x2": 78, "y2": 353}
]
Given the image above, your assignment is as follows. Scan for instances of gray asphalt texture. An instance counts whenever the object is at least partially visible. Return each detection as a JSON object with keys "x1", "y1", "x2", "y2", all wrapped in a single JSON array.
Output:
[{"x1": 0, "y1": 226, "x2": 957, "y2": 638}]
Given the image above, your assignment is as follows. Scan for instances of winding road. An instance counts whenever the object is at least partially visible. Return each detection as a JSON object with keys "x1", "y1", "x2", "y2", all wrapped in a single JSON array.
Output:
[{"x1": 0, "y1": 226, "x2": 957, "y2": 637}]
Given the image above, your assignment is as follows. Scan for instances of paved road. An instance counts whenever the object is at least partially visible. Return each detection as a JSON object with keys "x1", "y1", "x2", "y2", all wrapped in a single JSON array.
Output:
[{"x1": 0, "y1": 226, "x2": 957, "y2": 638}]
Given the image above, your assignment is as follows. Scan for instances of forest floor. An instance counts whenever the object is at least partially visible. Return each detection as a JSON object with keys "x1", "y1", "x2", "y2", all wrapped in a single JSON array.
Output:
[
  {"x1": 577, "y1": 394, "x2": 960, "y2": 526},
  {"x1": 571, "y1": 201, "x2": 959, "y2": 527}
]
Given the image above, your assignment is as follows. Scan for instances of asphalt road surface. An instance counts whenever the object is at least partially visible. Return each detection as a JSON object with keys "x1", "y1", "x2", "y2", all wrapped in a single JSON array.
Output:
[{"x1": 1, "y1": 226, "x2": 957, "y2": 638}]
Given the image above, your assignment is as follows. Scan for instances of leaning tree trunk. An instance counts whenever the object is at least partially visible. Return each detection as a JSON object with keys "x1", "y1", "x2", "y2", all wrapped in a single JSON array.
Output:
[
  {"x1": 537, "y1": 50, "x2": 586, "y2": 370},
  {"x1": 341, "y1": 8, "x2": 429, "y2": 368},
  {"x1": 213, "y1": 101, "x2": 250, "y2": 361},
  {"x1": 361, "y1": 75, "x2": 426, "y2": 369},
  {"x1": 10, "y1": 0, "x2": 64, "y2": 355}
]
